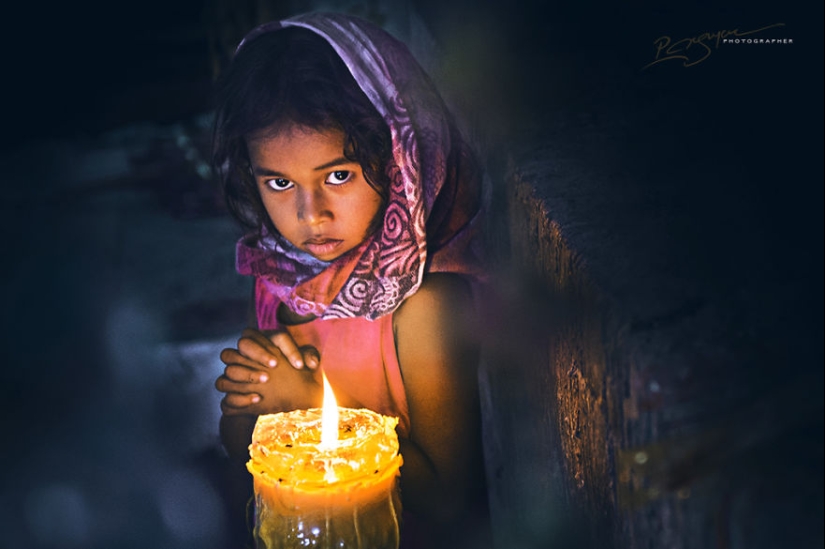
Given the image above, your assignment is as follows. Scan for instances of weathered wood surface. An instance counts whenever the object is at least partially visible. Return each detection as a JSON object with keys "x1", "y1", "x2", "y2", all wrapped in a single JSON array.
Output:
[{"x1": 478, "y1": 57, "x2": 823, "y2": 549}]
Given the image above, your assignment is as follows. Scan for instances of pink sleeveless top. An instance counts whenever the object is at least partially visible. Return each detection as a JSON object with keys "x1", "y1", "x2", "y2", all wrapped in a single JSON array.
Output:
[{"x1": 256, "y1": 279, "x2": 411, "y2": 438}]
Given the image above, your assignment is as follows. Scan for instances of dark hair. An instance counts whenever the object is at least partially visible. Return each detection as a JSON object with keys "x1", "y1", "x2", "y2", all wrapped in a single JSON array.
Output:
[{"x1": 212, "y1": 27, "x2": 393, "y2": 235}]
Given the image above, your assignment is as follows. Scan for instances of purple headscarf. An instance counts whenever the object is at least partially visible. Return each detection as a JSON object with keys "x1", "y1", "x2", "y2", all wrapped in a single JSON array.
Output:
[{"x1": 235, "y1": 12, "x2": 485, "y2": 322}]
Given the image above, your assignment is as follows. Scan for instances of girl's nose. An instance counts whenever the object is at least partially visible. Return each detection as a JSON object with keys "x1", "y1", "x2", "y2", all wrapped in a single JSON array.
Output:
[{"x1": 297, "y1": 188, "x2": 332, "y2": 224}]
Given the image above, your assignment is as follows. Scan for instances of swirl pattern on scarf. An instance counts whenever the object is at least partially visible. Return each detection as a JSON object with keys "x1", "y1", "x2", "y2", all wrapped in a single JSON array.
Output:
[{"x1": 235, "y1": 12, "x2": 485, "y2": 322}]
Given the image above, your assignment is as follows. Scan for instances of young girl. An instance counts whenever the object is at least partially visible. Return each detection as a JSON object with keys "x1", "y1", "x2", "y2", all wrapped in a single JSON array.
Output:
[{"x1": 212, "y1": 12, "x2": 488, "y2": 548}]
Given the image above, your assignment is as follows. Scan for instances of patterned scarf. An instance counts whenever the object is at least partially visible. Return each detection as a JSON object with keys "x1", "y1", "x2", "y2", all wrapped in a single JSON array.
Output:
[{"x1": 235, "y1": 12, "x2": 485, "y2": 321}]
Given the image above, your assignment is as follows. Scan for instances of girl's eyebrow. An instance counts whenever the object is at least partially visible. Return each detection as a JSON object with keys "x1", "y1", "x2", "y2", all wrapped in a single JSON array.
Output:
[
  {"x1": 313, "y1": 156, "x2": 356, "y2": 171},
  {"x1": 252, "y1": 166, "x2": 286, "y2": 177},
  {"x1": 252, "y1": 157, "x2": 356, "y2": 177}
]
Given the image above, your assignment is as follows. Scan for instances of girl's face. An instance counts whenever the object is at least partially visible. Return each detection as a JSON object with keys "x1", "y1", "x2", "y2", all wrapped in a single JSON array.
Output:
[{"x1": 247, "y1": 125, "x2": 384, "y2": 262}]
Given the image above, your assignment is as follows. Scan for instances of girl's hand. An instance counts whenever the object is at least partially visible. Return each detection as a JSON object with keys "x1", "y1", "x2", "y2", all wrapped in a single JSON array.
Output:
[
  {"x1": 215, "y1": 328, "x2": 321, "y2": 415},
  {"x1": 230, "y1": 327, "x2": 320, "y2": 370},
  {"x1": 216, "y1": 356, "x2": 323, "y2": 416}
]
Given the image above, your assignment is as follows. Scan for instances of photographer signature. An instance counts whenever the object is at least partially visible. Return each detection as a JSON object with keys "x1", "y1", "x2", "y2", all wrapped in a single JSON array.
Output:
[{"x1": 643, "y1": 23, "x2": 785, "y2": 69}]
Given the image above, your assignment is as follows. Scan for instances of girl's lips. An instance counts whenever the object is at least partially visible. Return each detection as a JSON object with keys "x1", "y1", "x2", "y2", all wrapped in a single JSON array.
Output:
[{"x1": 304, "y1": 238, "x2": 344, "y2": 258}]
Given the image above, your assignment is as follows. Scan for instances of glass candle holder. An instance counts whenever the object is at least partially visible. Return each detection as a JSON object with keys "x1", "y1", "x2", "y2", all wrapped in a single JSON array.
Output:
[{"x1": 248, "y1": 408, "x2": 403, "y2": 549}]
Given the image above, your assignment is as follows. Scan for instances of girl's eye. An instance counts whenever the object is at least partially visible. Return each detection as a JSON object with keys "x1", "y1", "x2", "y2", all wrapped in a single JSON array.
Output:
[
  {"x1": 265, "y1": 178, "x2": 293, "y2": 191},
  {"x1": 326, "y1": 171, "x2": 353, "y2": 185}
]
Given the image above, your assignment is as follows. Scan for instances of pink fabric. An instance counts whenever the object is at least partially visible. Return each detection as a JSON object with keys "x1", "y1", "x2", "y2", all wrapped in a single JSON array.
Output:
[
  {"x1": 235, "y1": 12, "x2": 485, "y2": 320},
  {"x1": 261, "y1": 282, "x2": 410, "y2": 438}
]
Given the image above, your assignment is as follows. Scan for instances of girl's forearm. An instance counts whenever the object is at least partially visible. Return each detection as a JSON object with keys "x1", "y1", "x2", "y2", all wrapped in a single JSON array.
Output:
[{"x1": 397, "y1": 437, "x2": 467, "y2": 523}]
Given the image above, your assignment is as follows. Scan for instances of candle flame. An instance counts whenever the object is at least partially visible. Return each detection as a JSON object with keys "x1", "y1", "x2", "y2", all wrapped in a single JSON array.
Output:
[{"x1": 319, "y1": 371, "x2": 339, "y2": 450}]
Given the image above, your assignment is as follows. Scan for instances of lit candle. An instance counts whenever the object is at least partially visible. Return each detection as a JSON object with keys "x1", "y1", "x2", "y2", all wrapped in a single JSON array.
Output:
[{"x1": 247, "y1": 372, "x2": 403, "y2": 548}]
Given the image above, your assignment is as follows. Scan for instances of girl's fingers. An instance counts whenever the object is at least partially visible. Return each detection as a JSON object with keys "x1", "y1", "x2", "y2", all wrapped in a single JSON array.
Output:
[
  {"x1": 300, "y1": 345, "x2": 321, "y2": 370},
  {"x1": 216, "y1": 369, "x2": 269, "y2": 393},
  {"x1": 236, "y1": 329, "x2": 288, "y2": 368},
  {"x1": 220, "y1": 348, "x2": 267, "y2": 370},
  {"x1": 220, "y1": 393, "x2": 261, "y2": 414},
  {"x1": 216, "y1": 375, "x2": 251, "y2": 394},
  {"x1": 269, "y1": 332, "x2": 309, "y2": 369},
  {"x1": 228, "y1": 327, "x2": 321, "y2": 370},
  {"x1": 223, "y1": 364, "x2": 269, "y2": 383}
]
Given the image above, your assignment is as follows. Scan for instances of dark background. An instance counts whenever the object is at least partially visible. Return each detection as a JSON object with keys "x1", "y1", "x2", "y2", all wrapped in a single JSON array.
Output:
[{"x1": 5, "y1": 0, "x2": 821, "y2": 145}]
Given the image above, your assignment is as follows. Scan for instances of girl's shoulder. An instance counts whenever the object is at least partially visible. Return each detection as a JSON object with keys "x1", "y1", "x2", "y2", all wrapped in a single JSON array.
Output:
[{"x1": 393, "y1": 272, "x2": 475, "y2": 338}]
